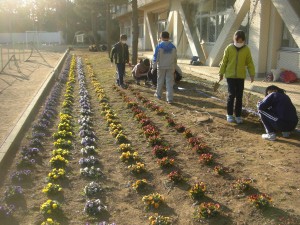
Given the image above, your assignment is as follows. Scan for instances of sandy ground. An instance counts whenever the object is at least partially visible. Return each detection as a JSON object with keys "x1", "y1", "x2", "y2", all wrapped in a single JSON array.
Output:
[{"x1": 0, "y1": 49, "x2": 65, "y2": 148}]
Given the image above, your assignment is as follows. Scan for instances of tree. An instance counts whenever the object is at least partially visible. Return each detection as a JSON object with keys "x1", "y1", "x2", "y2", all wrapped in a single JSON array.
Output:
[{"x1": 131, "y1": 0, "x2": 139, "y2": 65}]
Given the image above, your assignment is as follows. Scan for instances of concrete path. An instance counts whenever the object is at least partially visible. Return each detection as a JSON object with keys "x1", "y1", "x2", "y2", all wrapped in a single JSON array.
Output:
[{"x1": 0, "y1": 50, "x2": 65, "y2": 149}]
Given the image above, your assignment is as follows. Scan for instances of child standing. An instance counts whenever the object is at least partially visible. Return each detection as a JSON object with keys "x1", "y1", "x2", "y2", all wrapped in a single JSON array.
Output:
[
  {"x1": 218, "y1": 30, "x2": 255, "y2": 123},
  {"x1": 110, "y1": 34, "x2": 130, "y2": 88}
]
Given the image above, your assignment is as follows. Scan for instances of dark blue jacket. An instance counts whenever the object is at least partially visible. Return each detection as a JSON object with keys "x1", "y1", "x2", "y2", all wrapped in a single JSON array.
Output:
[
  {"x1": 258, "y1": 92, "x2": 298, "y2": 124},
  {"x1": 110, "y1": 42, "x2": 129, "y2": 64}
]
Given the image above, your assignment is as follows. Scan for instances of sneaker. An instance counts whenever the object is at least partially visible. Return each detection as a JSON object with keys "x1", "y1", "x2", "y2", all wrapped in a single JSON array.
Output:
[
  {"x1": 120, "y1": 84, "x2": 127, "y2": 89},
  {"x1": 136, "y1": 81, "x2": 140, "y2": 85},
  {"x1": 262, "y1": 133, "x2": 276, "y2": 141},
  {"x1": 167, "y1": 100, "x2": 173, "y2": 104},
  {"x1": 235, "y1": 117, "x2": 243, "y2": 124},
  {"x1": 154, "y1": 93, "x2": 161, "y2": 100},
  {"x1": 226, "y1": 115, "x2": 235, "y2": 123},
  {"x1": 282, "y1": 132, "x2": 290, "y2": 138}
]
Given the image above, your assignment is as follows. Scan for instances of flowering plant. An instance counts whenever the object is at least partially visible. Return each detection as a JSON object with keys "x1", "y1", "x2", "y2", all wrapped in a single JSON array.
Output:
[
  {"x1": 248, "y1": 193, "x2": 272, "y2": 208},
  {"x1": 115, "y1": 133, "x2": 128, "y2": 144},
  {"x1": 81, "y1": 145, "x2": 96, "y2": 155},
  {"x1": 233, "y1": 178, "x2": 253, "y2": 191},
  {"x1": 140, "y1": 118, "x2": 152, "y2": 127},
  {"x1": 40, "y1": 199, "x2": 62, "y2": 216},
  {"x1": 84, "y1": 199, "x2": 107, "y2": 216},
  {"x1": 157, "y1": 157, "x2": 174, "y2": 168},
  {"x1": 58, "y1": 122, "x2": 72, "y2": 132},
  {"x1": 168, "y1": 170, "x2": 184, "y2": 183},
  {"x1": 118, "y1": 143, "x2": 132, "y2": 152},
  {"x1": 131, "y1": 106, "x2": 143, "y2": 116},
  {"x1": 135, "y1": 112, "x2": 147, "y2": 121},
  {"x1": 48, "y1": 168, "x2": 66, "y2": 181},
  {"x1": 148, "y1": 214, "x2": 172, "y2": 225},
  {"x1": 30, "y1": 138, "x2": 43, "y2": 148},
  {"x1": 194, "y1": 202, "x2": 220, "y2": 219},
  {"x1": 50, "y1": 155, "x2": 69, "y2": 168},
  {"x1": 0, "y1": 205, "x2": 13, "y2": 219},
  {"x1": 126, "y1": 101, "x2": 138, "y2": 109},
  {"x1": 189, "y1": 182, "x2": 206, "y2": 200},
  {"x1": 188, "y1": 137, "x2": 203, "y2": 147},
  {"x1": 80, "y1": 166, "x2": 103, "y2": 178},
  {"x1": 84, "y1": 181, "x2": 102, "y2": 197},
  {"x1": 148, "y1": 136, "x2": 164, "y2": 147},
  {"x1": 120, "y1": 151, "x2": 140, "y2": 163},
  {"x1": 183, "y1": 129, "x2": 193, "y2": 138},
  {"x1": 79, "y1": 156, "x2": 99, "y2": 167},
  {"x1": 41, "y1": 218, "x2": 60, "y2": 225},
  {"x1": 192, "y1": 143, "x2": 208, "y2": 154},
  {"x1": 142, "y1": 193, "x2": 165, "y2": 210},
  {"x1": 11, "y1": 169, "x2": 31, "y2": 183},
  {"x1": 17, "y1": 156, "x2": 36, "y2": 168},
  {"x1": 199, "y1": 153, "x2": 213, "y2": 165},
  {"x1": 21, "y1": 147, "x2": 40, "y2": 158},
  {"x1": 128, "y1": 162, "x2": 146, "y2": 174},
  {"x1": 52, "y1": 148, "x2": 70, "y2": 157},
  {"x1": 81, "y1": 136, "x2": 96, "y2": 146},
  {"x1": 174, "y1": 124, "x2": 186, "y2": 133},
  {"x1": 143, "y1": 125, "x2": 159, "y2": 138},
  {"x1": 53, "y1": 138, "x2": 72, "y2": 149},
  {"x1": 213, "y1": 165, "x2": 228, "y2": 175},
  {"x1": 165, "y1": 116, "x2": 175, "y2": 127},
  {"x1": 42, "y1": 183, "x2": 63, "y2": 195},
  {"x1": 53, "y1": 130, "x2": 73, "y2": 140},
  {"x1": 4, "y1": 186, "x2": 23, "y2": 202},
  {"x1": 132, "y1": 179, "x2": 148, "y2": 192},
  {"x1": 152, "y1": 145, "x2": 169, "y2": 159}
]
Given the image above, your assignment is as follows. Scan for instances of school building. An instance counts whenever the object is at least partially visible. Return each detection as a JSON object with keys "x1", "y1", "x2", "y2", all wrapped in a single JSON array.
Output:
[{"x1": 112, "y1": 0, "x2": 300, "y2": 78}]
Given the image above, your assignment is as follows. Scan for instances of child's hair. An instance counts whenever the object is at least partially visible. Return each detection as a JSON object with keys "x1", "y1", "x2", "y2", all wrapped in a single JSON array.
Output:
[
  {"x1": 265, "y1": 85, "x2": 285, "y2": 96},
  {"x1": 120, "y1": 34, "x2": 127, "y2": 40},
  {"x1": 234, "y1": 30, "x2": 246, "y2": 42},
  {"x1": 161, "y1": 31, "x2": 170, "y2": 39},
  {"x1": 143, "y1": 58, "x2": 150, "y2": 66}
]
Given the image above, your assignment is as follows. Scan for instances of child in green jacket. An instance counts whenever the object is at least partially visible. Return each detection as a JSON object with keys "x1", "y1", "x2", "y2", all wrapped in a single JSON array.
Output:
[{"x1": 219, "y1": 30, "x2": 255, "y2": 124}]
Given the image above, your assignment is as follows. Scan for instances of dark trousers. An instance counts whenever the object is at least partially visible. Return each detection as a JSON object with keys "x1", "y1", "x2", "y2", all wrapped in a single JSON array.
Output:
[
  {"x1": 116, "y1": 63, "x2": 125, "y2": 85},
  {"x1": 259, "y1": 110, "x2": 298, "y2": 133},
  {"x1": 227, "y1": 78, "x2": 244, "y2": 117}
]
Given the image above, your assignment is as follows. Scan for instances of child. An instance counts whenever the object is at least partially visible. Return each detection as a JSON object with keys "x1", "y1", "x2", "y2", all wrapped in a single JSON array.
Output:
[
  {"x1": 110, "y1": 34, "x2": 130, "y2": 88},
  {"x1": 257, "y1": 85, "x2": 298, "y2": 141},
  {"x1": 132, "y1": 58, "x2": 150, "y2": 85},
  {"x1": 152, "y1": 31, "x2": 177, "y2": 104},
  {"x1": 219, "y1": 30, "x2": 255, "y2": 123}
]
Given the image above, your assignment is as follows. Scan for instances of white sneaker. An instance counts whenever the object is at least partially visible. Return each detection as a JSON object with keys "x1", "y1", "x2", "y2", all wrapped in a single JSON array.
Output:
[
  {"x1": 262, "y1": 133, "x2": 276, "y2": 141},
  {"x1": 226, "y1": 115, "x2": 235, "y2": 123},
  {"x1": 154, "y1": 93, "x2": 161, "y2": 100},
  {"x1": 235, "y1": 117, "x2": 243, "y2": 124},
  {"x1": 282, "y1": 132, "x2": 290, "y2": 138}
]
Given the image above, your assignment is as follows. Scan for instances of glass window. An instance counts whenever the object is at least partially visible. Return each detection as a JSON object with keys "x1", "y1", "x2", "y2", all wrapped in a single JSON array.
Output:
[
  {"x1": 281, "y1": 24, "x2": 299, "y2": 48},
  {"x1": 196, "y1": 0, "x2": 235, "y2": 43}
]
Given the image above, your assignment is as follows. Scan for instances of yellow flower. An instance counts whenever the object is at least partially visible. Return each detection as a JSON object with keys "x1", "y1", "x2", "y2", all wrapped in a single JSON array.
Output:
[{"x1": 52, "y1": 203, "x2": 58, "y2": 209}]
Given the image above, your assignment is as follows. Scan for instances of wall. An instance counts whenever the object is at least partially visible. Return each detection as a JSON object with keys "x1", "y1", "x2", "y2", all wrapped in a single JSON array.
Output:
[{"x1": 277, "y1": 51, "x2": 300, "y2": 77}]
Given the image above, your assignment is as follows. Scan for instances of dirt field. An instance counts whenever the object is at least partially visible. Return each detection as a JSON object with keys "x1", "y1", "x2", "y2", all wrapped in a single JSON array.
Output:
[{"x1": 0, "y1": 50, "x2": 299, "y2": 225}]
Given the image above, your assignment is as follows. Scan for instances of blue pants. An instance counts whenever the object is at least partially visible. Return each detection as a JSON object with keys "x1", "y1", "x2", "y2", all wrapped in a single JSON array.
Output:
[
  {"x1": 259, "y1": 110, "x2": 297, "y2": 133},
  {"x1": 227, "y1": 78, "x2": 244, "y2": 117},
  {"x1": 116, "y1": 63, "x2": 125, "y2": 85}
]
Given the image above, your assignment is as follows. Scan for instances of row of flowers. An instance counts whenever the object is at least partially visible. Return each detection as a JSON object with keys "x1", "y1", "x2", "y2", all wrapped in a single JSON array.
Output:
[
  {"x1": 77, "y1": 57, "x2": 109, "y2": 222},
  {"x1": 126, "y1": 86, "x2": 273, "y2": 210},
  {"x1": 39, "y1": 55, "x2": 76, "y2": 225},
  {"x1": 0, "y1": 56, "x2": 72, "y2": 224},
  {"x1": 85, "y1": 61, "x2": 171, "y2": 224},
  {"x1": 112, "y1": 85, "x2": 221, "y2": 220}
]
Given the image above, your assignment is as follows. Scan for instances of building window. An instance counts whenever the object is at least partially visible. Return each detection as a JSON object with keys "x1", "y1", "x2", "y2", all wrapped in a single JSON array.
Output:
[
  {"x1": 281, "y1": 24, "x2": 299, "y2": 49},
  {"x1": 139, "y1": 24, "x2": 144, "y2": 38},
  {"x1": 196, "y1": 0, "x2": 235, "y2": 43},
  {"x1": 124, "y1": 26, "x2": 131, "y2": 38}
]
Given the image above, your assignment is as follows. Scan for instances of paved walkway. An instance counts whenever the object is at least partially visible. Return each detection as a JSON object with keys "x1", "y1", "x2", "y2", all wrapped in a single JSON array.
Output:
[{"x1": 0, "y1": 50, "x2": 65, "y2": 148}]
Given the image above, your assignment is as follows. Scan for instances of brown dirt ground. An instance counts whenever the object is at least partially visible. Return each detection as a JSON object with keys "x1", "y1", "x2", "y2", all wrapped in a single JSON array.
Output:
[{"x1": 0, "y1": 50, "x2": 299, "y2": 225}]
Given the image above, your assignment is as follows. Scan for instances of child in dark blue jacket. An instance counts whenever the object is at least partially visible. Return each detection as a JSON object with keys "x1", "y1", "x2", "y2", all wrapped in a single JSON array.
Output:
[{"x1": 257, "y1": 85, "x2": 298, "y2": 141}]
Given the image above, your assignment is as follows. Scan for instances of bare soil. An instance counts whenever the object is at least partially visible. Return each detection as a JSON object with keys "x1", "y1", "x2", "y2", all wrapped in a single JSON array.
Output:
[{"x1": 0, "y1": 50, "x2": 299, "y2": 225}]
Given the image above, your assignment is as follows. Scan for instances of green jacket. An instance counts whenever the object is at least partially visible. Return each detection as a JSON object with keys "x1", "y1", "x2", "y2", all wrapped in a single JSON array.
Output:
[{"x1": 219, "y1": 44, "x2": 255, "y2": 79}]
